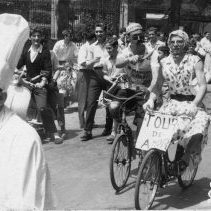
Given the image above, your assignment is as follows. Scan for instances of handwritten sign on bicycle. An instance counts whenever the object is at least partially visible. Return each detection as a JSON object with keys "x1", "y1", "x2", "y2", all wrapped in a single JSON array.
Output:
[{"x1": 136, "y1": 111, "x2": 179, "y2": 152}]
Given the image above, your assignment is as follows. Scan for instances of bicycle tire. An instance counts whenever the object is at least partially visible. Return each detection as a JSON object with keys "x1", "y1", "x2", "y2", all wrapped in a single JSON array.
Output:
[
  {"x1": 134, "y1": 149, "x2": 161, "y2": 210},
  {"x1": 178, "y1": 157, "x2": 198, "y2": 189},
  {"x1": 109, "y1": 133, "x2": 132, "y2": 192}
]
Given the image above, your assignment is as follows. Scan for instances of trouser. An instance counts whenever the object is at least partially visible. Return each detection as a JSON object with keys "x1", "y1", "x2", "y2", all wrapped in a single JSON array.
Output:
[
  {"x1": 112, "y1": 88, "x2": 147, "y2": 138},
  {"x1": 84, "y1": 69, "x2": 108, "y2": 132},
  {"x1": 47, "y1": 85, "x2": 65, "y2": 131},
  {"x1": 30, "y1": 87, "x2": 57, "y2": 133},
  {"x1": 105, "y1": 107, "x2": 113, "y2": 132},
  {"x1": 76, "y1": 69, "x2": 90, "y2": 128}
]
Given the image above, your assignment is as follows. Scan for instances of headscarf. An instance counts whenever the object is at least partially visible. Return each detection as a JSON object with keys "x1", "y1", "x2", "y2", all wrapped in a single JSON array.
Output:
[
  {"x1": 126, "y1": 23, "x2": 142, "y2": 35},
  {"x1": 167, "y1": 30, "x2": 189, "y2": 46}
]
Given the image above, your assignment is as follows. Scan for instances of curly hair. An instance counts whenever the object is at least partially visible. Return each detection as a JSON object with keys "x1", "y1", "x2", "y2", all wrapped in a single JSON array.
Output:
[
  {"x1": 105, "y1": 37, "x2": 118, "y2": 48},
  {"x1": 30, "y1": 25, "x2": 43, "y2": 37}
]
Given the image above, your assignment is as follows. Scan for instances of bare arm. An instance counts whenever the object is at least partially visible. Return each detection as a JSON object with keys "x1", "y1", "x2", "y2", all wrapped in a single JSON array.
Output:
[
  {"x1": 148, "y1": 64, "x2": 164, "y2": 104},
  {"x1": 193, "y1": 60, "x2": 207, "y2": 106}
]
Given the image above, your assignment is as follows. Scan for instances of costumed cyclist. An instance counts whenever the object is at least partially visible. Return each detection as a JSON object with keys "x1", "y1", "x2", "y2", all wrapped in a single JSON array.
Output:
[
  {"x1": 143, "y1": 30, "x2": 210, "y2": 167},
  {"x1": 114, "y1": 22, "x2": 157, "y2": 138}
]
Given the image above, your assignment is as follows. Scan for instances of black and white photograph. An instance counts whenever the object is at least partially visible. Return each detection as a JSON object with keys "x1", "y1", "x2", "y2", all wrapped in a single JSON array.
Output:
[{"x1": 0, "y1": 0, "x2": 211, "y2": 210}]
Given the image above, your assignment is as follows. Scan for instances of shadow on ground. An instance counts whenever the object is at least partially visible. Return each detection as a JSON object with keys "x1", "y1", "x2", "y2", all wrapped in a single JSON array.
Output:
[
  {"x1": 151, "y1": 177, "x2": 210, "y2": 210},
  {"x1": 64, "y1": 129, "x2": 81, "y2": 140}
]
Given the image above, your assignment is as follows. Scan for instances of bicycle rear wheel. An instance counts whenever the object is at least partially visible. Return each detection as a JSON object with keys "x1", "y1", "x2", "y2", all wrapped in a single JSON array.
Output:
[
  {"x1": 109, "y1": 133, "x2": 132, "y2": 192},
  {"x1": 134, "y1": 149, "x2": 161, "y2": 210},
  {"x1": 178, "y1": 156, "x2": 198, "y2": 189}
]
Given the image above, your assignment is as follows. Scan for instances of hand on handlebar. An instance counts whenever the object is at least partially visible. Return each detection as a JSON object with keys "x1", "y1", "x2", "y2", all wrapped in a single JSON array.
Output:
[
  {"x1": 35, "y1": 82, "x2": 45, "y2": 89},
  {"x1": 20, "y1": 78, "x2": 35, "y2": 88},
  {"x1": 143, "y1": 98, "x2": 155, "y2": 111},
  {"x1": 128, "y1": 55, "x2": 139, "y2": 64}
]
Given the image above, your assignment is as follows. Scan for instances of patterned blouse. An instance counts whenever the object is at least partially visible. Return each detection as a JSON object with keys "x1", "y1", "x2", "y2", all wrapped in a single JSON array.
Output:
[{"x1": 160, "y1": 54, "x2": 201, "y2": 95}]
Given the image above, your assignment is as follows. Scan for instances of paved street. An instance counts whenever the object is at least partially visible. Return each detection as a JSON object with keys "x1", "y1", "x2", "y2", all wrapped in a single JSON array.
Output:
[{"x1": 44, "y1": 88, "x2": 211, "y2": 210}]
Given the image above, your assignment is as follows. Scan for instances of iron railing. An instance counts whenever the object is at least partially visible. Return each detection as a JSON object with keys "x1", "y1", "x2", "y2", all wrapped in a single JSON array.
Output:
[{"x1": 0, "y1": 0, "x2": 121, "y2": 41}]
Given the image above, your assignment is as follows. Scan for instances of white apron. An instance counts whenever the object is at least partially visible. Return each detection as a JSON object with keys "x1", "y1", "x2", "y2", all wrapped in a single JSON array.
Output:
[{"x1": 0, "y1": 107, "x2": 56, "y2": 209}]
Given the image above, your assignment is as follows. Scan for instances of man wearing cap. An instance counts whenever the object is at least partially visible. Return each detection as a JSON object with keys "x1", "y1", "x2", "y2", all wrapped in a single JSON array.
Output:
[
  {"x1": 116, "y1": 22, "x2": 156, "y2": 137},
  {"x1": 0, "y1": 13, "x2": 55, "y2": 209}
]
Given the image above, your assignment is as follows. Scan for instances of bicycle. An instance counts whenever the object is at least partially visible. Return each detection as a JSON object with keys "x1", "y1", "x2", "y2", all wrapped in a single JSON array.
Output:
[
  {"x1": 134, "y1": 109, "x2": 198, "y2": 210},
  {"x1": 102, "y1": 86, "x2": 149, "y2": 192}
]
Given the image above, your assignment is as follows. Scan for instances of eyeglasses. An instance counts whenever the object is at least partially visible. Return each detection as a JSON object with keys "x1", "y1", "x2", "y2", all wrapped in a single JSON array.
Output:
[{"x1": 169, "y1": 40, "x2": 184, "y2": 45}]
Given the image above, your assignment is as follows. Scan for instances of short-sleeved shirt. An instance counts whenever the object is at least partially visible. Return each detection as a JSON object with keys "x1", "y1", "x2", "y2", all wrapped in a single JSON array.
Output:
[
  {"x1": 77, "y1": 41, "x2": 92, "y2": 70},
  {"x1": 53, "y1": 40, "x2": 78, "y2": 64},
  {"x1": 161, "y1": 54, "x2": 201, "y2": 95},
  {"x1": 88, "y1": 41, "x2": 109, "y2": 68}
]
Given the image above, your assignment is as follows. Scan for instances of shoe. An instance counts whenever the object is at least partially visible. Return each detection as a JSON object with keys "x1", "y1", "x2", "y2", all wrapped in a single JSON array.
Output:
[
  {"x1": 61, "y1": 132, "x2": 67, "y2": 140},
  {"x1": 106, "y1": 134, "x2": 115, "y2": 144},
  {"x1": 101, "y1": 129, "x2": 111, "y2": 136},
  {"x1": 54, "y1": 134, "x2": 63, "y2": 144},
  {"x1": 60, "y1": 130, "x2": 67, "y2": 140},
  {"x1": 81, "y1": 131, "x2": 92, "y2": 141}
]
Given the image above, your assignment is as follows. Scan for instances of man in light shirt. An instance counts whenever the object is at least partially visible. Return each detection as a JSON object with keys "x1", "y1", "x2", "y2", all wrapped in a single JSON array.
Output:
[
  {"x1": 77, "y1": 31, "x2": 96, "y2": 128},
  {"x1": 145, "y1": 27, "x2": 165, "y2": 64},
  {"x1": 80, "y1": 23, "x2": 111, "y2": 141},
  {"x1": 118, "y1": 27, "x2": 127, "y2": 52},
  {"x1": 53, "y1": 29, "x2": 78, "y2": 66},
  {"x1": 200, "y1": 32, "x2": 211, "y2": 52}
]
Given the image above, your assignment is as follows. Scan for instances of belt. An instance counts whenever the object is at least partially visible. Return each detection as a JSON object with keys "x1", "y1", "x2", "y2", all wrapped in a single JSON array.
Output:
[
  {"x1": 93, "y1": 66, "x2": 103, "y2": 70},
  {"x1": 59, "y1": 61, "x2": 66, "y2": 65},
  {"x1": 170, "y1": 94, "x2": 195, "y2": 102}
]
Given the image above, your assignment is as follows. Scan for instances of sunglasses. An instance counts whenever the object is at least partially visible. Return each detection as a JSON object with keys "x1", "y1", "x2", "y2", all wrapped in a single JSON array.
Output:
[{"x1": 131, "y1": 34, "x2": 144, "y2": 41}]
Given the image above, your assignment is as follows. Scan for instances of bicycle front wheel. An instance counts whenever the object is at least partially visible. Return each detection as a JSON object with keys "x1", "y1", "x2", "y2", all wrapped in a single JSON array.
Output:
[
  {"x1": 109, "y1": 133, "x2": 132, "y2": 192},
  {"x1": 134, "y1": 149, "x2": 161, "y2": 210}
]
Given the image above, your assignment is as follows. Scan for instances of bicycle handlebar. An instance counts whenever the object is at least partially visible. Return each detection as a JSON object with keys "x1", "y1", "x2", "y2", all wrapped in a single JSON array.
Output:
[
  {"x1": 103, "y1": 88, "x2": 149, "y2": 105},
  {"x1": 146, "y1": 107, "x2": 193, "y2": 120}
]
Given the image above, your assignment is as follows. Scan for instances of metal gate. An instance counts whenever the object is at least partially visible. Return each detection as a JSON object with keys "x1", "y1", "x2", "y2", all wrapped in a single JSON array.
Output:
[
  {"x1": 57, "y1": 0, "x2": 121, "y2": 40},
  {"x1": 0, "y1": 0, "x2": 121, "y2": 41}
]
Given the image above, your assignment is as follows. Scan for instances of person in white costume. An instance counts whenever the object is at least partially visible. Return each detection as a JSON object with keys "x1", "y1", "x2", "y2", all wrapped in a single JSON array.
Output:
[{"x1": 0, "y1": 13, "x2": 56, "y2": 210}]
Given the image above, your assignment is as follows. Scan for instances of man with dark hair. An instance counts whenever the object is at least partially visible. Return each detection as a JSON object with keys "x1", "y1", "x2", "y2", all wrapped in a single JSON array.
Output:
[
  {"x1": 200, "y1": 31, "x2": 211, "y2": 52},
  {"x1": 77, "y1": 31, "x2": 96, "y2": 128},
  {"x1": 80, "y1": 23, "x2": 112, "y2": 141},
  {"x1": 53, "y1": 28, "x2": 78, "y2": 66},
  {"x1": 145, "y1": 27, "x2": 165, "y2": 53},
  {"x1": 17, "y1": 26, "x2": 63, "y2": 144},
  {"x1": 118, "y1": 27, "x2": 127, "y2": 51}
]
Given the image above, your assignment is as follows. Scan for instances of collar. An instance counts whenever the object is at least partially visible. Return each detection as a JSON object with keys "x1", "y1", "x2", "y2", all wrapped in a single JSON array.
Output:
[
  {"x1": 63, "y1": 40, "x2": 74, "y2": 46},
  {"x1": 166, "y1": 54, "x2": 188, "y2": 65},
  {"x1": 28, "y1": 45, "x2": 43, "y2": 53},
  {"x1": 93, "y1": 40, "x2": 105, "y2": 47}
]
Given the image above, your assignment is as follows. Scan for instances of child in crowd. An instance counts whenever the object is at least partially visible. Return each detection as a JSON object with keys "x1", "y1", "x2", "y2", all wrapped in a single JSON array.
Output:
[
  {"x1": 157, "y1": 45, "x2": 170, "y2": 105},
  {"x1": 101, "y1": 37, "x2": 125, "y2": 143}
]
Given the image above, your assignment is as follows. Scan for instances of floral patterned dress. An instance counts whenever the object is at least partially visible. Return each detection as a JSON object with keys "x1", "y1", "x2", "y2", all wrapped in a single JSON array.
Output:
[{"x1": 159, "y1": 54, "x2": 210, "y2": 164}]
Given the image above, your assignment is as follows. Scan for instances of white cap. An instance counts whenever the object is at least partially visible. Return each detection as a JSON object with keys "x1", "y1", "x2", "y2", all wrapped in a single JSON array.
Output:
[
  {"x1": 126, "y1": 22, "x2": 142, "y2": 35},
  {"x1": 0, "y1": 13, "x2": 29, "y2": 90}
]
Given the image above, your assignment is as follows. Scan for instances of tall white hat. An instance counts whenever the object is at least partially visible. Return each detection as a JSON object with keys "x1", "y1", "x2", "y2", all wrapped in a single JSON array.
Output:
[{"x1": 0, "y1": 13, "x2": 29, "y2": 90}]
